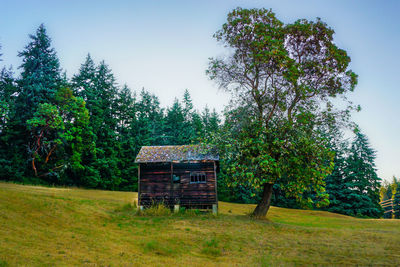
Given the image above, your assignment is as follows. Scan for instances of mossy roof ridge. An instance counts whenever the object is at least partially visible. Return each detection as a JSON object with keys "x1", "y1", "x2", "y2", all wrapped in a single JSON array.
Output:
[{"x1": 135, "y1": 145, "x2": 219, "y2": 163}]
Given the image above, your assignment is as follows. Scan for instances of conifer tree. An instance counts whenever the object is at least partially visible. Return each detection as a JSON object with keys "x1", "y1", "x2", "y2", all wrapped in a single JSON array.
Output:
[
  {"x1": 181, "y1": 89, "x2": 196, "y2": 142},
  {"x1": 0, "y1": 50, "x2": 20, "y2": 179},
  {"x1": 201, "y1": 106, "x2": 220, "y2": 138},
  {"x1": 72, "y1": 57, "x2": 121, "y2": 189},
  {"x1": 115, "y1": 85, "x2": 138, "y2": 190},
  {"x1": 344, "y1": 130, "x2": 382, "y2": 217},
  {"x1": 4, "y1": 24, "x2": 65, "y2": 180},
  {"x1": 165, "y1": 98, "x2": 186, "y2": 144},
  {"x1": 136, "y1": 89, "x2": 165, "y2": 146},
  {"x1": 17, "y1": 24, "x2": 62, "y2": 117}
]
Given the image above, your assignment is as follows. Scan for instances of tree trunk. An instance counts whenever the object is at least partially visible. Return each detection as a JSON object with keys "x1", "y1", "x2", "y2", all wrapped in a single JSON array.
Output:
[{"x1": 252, "y1": 183, "x2": 274, "y2": 218}]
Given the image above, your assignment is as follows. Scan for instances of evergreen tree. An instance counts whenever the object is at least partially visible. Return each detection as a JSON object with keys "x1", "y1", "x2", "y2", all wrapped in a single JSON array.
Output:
[
  {"x1": 72, "y1": 57, "x2": 121, "y2": 189},
  {"x1": 69, "y1": 54, "x2": 103, "y2": 186},
  {"x1": 2, "y1": 24, "x2": 64, "y2": 181},
  {"x1": 115, "y1": 85, "x2": 138, "y2": 191},
  {"x1": 0, "y1": 67, "x2": 16, "y2": 133},
  {"x1": 164, "y1": 98, "x2": 186, "y2": 144},
  {"x1": 0, "y1": 52, "x2": 21, "y2": 179},
  {"x1": 181, "y1": 89, "x2": 196, "y2": 143},
  {"x1": 17, "y1": 24, "x2": 62, "y2": 117},
  {"x1": 72, "y1": 54, "x2": 97, "y2": 101},
  {"x1": 200, "y1": 106, "x2": 221, "y2": 139},
  {"x1": 136, "y1": 88, "x2": 165, "y2": 146},
  {"x1": 344, "y1": 130, "x2": 382, "y2": 217}
]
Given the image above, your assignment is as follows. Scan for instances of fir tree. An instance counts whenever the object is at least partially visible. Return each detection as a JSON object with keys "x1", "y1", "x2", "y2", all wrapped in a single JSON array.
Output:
[
  {"x1": 344, "y1": 130, "x2": 382, "y2": 217},
  {"x1": 17, "y1": 24, "x2": 62, "y2": 117},
  {"x1": 72, "y1": 57, "x2": 122, "y2": 189},
  {"x1": 115, "y1": 85, "x2": 138, "y2": 191},
  {"x1": 136, "y1": 88, "x2": 165, "y2": 146},
  {"x1": 3, "y1": 24, "x2": 64, "y2": 180},
  {"x1": 165, "y1": 98, "x2": 186, "y2": 144}
]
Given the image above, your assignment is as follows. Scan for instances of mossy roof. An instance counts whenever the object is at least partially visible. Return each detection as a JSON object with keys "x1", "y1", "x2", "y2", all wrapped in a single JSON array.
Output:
[{"x1": 135, "y1": 145, "x2": 219, "y2": 163}]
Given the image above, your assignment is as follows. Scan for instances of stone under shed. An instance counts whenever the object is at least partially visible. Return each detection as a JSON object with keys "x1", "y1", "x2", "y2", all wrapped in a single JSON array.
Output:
[{"x1": 135, "y1": 145, "x2": 219, "y2": 213}]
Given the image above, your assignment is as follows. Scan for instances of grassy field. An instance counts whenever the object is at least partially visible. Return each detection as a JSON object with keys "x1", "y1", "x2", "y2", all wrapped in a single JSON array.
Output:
[{"x1": 0, "y1": 182, "x2": 399, "y2": 266}]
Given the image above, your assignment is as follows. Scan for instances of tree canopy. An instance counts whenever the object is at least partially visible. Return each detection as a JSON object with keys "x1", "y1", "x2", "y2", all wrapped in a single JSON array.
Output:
[{"x1": 207, "y1": 7, "x2": 358, "y2": 217}]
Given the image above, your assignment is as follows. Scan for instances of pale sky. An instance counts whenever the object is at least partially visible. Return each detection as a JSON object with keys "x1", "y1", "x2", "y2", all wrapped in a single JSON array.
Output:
[{"x1": 0, "y1": 0, "x2": 399, "y2": 182}]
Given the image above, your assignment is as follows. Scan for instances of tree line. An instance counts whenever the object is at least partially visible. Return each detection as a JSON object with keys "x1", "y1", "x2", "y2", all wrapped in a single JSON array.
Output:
[
  {"x1": 0, "y1": 14, "x2": 385, "y2": 218},
  {"x1": 0, "y1": 24, "x2": 219, "y2": 191}
]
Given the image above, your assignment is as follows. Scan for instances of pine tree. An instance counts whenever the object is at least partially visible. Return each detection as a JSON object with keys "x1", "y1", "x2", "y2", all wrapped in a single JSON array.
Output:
[
  {"x1": 344, "y1": 130, "x2": 382, "y2": 217},
  {"x1": 136, "y1": 88, "x2": 165, "y2": 146},
  {"x1": 72, "y1": 57, "x2": 121, "y2": 189},
  {"x1": 72, "y1": 54, "x2": 97, "y2": 101},
  {"x1": 201, "y1": 106, "x2": 220, "y2": 138},
  {"x1": 0, "y1": 52, "x2": 21, "y2": 179},
  {"x1": 323, "y1": 128, "x2": 383, "y2": 217},
  {"x1": 17, "y1": 24, "x2": 62, "y2": 117},
  {"x1": 3, "y1": 24, "x2": 64, "y2": 180},
  {"x1": 165, "y1": 98, "x2": 186, "y2": 144},
  {"x1": 181, "y1": 89, "x2": 196, "y2": 142},
  {"x1": 0, "y1": 67, "x2": 16, "y2": 133},
  {"x1": 115, "y1": 85, "x2": 138, "y2": 191}
]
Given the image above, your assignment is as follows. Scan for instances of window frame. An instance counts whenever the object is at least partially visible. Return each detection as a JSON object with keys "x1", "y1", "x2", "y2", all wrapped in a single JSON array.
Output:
[{"x1": 190, "y1": 172, "x2": 207, "y2": 184}]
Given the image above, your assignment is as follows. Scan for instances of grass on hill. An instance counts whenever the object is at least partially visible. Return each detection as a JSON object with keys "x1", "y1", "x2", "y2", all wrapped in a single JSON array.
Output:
[{"x1": 0, "y1": 182, "x2": 399, "y2": 266}]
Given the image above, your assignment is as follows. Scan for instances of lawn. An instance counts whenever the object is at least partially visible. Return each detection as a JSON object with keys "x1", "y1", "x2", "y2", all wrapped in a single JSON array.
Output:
[{"x1": 0, "y1": 182, "x2": 399, "y2": 266}]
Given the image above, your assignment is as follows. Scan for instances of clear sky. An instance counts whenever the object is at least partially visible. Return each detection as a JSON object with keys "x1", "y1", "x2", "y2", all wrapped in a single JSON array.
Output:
[{"x1": 0, "y1": 0, "x2": 399, "y2": 182}]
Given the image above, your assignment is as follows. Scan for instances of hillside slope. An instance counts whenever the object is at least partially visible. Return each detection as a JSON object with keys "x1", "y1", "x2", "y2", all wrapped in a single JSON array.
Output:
[{"x1": 0, "y1": 182, "x2": 399, "y2": 266}]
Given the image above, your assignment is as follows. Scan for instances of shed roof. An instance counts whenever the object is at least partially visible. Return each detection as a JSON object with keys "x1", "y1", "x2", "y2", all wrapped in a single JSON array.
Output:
[{"x1": 135, "y1": 145, "x2": 219, "y2": 163}]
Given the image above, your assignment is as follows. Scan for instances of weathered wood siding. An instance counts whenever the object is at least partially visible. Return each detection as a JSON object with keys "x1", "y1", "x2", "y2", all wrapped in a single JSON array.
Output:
[
  {"x1": 173, "y1": 162, "x2": 216, "y2": 206},
  {"x1": 138, "y1": 161, "x2": 217, "y2": 208}
]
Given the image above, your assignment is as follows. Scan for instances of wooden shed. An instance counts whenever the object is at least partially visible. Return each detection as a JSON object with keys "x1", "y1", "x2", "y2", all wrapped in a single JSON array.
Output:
[{"x1": 135, "y1": 145, "x2": 219, "y2": 213}]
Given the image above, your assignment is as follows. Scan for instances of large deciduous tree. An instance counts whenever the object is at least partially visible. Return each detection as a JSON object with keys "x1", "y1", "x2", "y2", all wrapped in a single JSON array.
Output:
[
  {"x1": 207, "y1": 8, "x2": 357, "y2": 217},
  {"x1": 26, "y1": 87, "x2": 93, "y2": 183}
]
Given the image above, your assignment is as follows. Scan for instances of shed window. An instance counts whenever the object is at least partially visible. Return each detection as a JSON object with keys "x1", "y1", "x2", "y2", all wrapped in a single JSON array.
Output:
[{"x1": 190, "y1": 172, "x2": 206, "y2": 183}]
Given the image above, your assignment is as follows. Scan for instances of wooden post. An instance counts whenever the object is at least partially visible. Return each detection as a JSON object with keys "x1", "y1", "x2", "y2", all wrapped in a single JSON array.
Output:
[
  {"x1": 213, "y1": 161, "x2": 218, "y2": 213},
  {"x1": 138, "y1": 164, "x2": 141, "y2": 206},
  {"x1": 170, "y1": 162, "x2": 173, "y2": 207},
  {"x1": 212, "y1": 204, "x2": 218, "y2": 215},
  {"x1": 174, "y1": 204, "x2": 180, "y2": 213}
]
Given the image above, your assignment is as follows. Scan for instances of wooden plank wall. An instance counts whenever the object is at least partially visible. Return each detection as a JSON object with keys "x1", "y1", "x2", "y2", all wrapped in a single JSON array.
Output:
[
  {"x1": 174, "y1": 162, "x2": 216, "y2": 206},
  {"x1": 139, "y1": 161, "x2": 217, "y2": 207}
]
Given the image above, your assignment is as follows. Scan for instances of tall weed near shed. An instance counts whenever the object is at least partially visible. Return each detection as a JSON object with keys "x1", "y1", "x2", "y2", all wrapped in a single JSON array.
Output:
[{"x1": 136, "y1": 202, "x2": 172, "y2": 216}]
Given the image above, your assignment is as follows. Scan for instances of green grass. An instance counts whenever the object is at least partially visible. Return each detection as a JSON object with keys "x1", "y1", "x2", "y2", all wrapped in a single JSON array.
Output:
[{"x1": 1, "y1": 182, "x2": 399, "y2": 266}]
